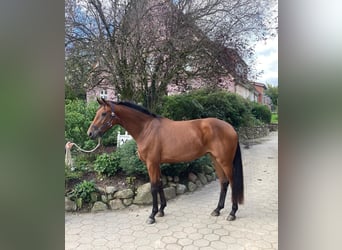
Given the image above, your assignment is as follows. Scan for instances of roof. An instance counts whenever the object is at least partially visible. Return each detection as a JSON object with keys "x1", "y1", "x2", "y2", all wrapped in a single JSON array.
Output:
[{"x1": 251, "y1": 82, "x2": 267, "y2": 89}]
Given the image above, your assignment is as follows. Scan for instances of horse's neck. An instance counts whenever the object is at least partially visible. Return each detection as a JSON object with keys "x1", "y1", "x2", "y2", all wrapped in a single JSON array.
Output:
[{"x1": 115, "y1": 106, "x2": 153, "y2": 141}]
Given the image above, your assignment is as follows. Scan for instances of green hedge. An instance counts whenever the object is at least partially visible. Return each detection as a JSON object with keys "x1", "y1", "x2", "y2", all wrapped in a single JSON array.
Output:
[
  {"x1": 157, "y1": 89, "x2": 264, "y2": 128},
  {"x1": 251, "y1": 102, "x2": 272, "y2": 124}
]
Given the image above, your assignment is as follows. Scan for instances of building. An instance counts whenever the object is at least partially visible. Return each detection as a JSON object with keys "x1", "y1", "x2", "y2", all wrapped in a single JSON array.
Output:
[{"x1": 251, "y1": 82, "x2": 272, "y2": 109}]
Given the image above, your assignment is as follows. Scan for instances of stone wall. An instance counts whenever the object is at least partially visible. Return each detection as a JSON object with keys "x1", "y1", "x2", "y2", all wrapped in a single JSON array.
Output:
[
  {"x1": 65, "y1": 165, "x2": 216, "y2": 213},
  {"x1": 238, "y1": 125, "x2": 275, "y2": 142}
]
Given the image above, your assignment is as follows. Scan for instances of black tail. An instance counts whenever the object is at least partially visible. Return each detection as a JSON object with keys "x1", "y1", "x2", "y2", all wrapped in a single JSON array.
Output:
[{"x1": 232, "y1": 142, "x2": 244, "y2": 204}]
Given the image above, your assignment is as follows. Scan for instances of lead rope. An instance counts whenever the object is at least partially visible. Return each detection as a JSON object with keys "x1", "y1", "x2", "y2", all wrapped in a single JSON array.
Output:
[{"x1": 65, "y1": 138, "x2": 101, "y2": 167}]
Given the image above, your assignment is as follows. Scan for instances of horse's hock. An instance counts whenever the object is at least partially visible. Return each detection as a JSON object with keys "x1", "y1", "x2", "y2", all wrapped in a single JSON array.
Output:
[{"x1": 65, "y1": 170, "x2": 217, "y2": 213}]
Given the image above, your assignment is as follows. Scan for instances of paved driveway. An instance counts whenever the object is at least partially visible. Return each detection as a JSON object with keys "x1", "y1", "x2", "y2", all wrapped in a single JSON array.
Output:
[{"x1": 65, "y1": 132, "x2": 278, "y2": 249}]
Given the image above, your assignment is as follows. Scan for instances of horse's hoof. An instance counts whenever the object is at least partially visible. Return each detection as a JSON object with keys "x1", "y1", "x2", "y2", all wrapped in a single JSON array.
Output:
[
  {"x1": 146, "y1": 217, "x2": 156, "y2": 224},
  {"x1": 226, "y1": 215, "x2": 236, "y2": 221},
  {"x1": 211, "y1": 210, "x2": 220, "y2": 216},
  {"x1": 156, "y1": 211, "x2": 164, "y2": 217}
]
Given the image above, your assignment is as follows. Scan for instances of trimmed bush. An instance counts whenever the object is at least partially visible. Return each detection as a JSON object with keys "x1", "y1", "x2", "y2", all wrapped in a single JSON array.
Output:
[
  {"x1": 251, "y1": 103, "x2": 272, "y2": 124},
  {"x1": 157, "y1": 89, "x2": 255, "y2": 128}
]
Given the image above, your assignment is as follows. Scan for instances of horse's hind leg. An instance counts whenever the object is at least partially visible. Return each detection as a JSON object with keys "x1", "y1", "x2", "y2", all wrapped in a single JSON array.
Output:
[
  {"x1": 221, "y1": 163, "x2": 239, "y2": 221},
  {"x1": 211, "y1": 159, "x2": 229, "y2": 216},
  {"x1": 227, "y1": 203, "x2": 238, "y2": 221},
  {"x1": 211, "y1": 180, "x2": 229, "y2": 216}
]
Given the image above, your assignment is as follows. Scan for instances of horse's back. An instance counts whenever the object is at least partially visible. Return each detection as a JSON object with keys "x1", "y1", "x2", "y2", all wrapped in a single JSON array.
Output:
[{"x1": 154, "y1": 117, "x2": 237, "y2": 163}]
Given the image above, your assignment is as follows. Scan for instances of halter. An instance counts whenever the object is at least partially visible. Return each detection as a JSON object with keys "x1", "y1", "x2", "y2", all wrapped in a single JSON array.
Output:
[{"x1": 93, "y1": 102, "x2": 116, "y2": 134}]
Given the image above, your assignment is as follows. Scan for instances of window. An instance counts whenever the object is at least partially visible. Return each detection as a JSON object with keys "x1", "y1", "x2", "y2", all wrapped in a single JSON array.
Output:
[{"x1": 100, "y1": 89, "x2": 107, "y2": 99}]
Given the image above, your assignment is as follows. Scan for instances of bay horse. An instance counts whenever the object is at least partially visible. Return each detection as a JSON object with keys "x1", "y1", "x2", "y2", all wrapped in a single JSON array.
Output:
[{"x1": 87, "y1": 98, "x2": 244, "y2": 224}]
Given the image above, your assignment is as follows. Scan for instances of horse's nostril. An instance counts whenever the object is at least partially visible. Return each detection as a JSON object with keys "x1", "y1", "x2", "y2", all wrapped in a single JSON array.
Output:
[{"x1": 88, "y1": 132, "x2": 93, "y2": 137}]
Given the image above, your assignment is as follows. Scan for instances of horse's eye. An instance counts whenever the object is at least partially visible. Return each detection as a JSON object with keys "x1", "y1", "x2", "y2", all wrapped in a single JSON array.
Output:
[{"x1": 101, "y1": 112, "x2": 107, "y2": 116}]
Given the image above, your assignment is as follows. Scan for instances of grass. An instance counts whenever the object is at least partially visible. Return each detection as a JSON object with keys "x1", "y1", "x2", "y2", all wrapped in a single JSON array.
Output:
[{"x1": 271, "y1": 113, "x2": 278, "y2": 124}]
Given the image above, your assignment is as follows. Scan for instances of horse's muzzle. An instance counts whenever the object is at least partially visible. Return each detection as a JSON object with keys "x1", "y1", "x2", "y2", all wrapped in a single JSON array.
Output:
[{"x1": 87, "y1": 126, "x2": 99, "y2": 139}]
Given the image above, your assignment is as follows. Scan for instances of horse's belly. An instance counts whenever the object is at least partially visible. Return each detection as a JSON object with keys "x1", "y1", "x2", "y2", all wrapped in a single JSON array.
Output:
[{"x1": 160, "y1": 137, "x2": 206, "y2": 163}]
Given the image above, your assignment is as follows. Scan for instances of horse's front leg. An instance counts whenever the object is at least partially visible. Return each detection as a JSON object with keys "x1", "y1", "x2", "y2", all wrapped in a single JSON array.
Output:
[
  {"x1": 157, "y1": 181, "x2": 166, "y2": 217},
  {"x1": 146, "y1": 161, "x2": 162, "y2": 224},
  {"x1": 146, "y1": 182, "x2": 159, "y2": 224}
]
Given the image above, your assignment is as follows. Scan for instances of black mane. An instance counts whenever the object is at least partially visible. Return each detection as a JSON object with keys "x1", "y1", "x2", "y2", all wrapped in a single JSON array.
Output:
[{"x1": 116, "y1": 101, "x2": 159, "y2": 118}]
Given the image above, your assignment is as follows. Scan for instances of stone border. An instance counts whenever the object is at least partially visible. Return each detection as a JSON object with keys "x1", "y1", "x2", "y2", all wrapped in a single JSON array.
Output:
[{"x1": 65, "y1": 166, "x2": 216, "y2": 213}]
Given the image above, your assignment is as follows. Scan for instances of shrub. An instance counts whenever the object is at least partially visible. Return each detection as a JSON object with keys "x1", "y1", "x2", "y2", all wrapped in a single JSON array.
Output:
[
  {"x1": 161, "y1": 162, "x2": 190, "y2": 177},
  {"x1": 158, "y1": 89, "x2": 255, "y2": 128},
  {"x1": 157, "y1": 94, "x2": 204, "y2": 120},
  {"x1": 65, "y1": 165, "x2": 82, "y2": 184},
  {"x1": 116, "y1": 140, "x2": 214, "y2": 179},
  {"x1": 69, "y1": 180, "x2": 96, "y2": 208},
  {"x1": 93, "y1": 153, "x2": 121, "y2": 176},
  {"x1": 160, "y1": 154, "x2": 213, "y2": 178},
  {"x1": 188, "y1": 154, "x2": 213, "y2": 173},
  {"x1": 251, "y1": 103, "x2": 272, "y2": 124},
  {"x1": 65, "y1": 99, "x2": 95, "y2": 148},
  {"x1": 117, "y1": 140, "x2": 148, "y2": 177}
]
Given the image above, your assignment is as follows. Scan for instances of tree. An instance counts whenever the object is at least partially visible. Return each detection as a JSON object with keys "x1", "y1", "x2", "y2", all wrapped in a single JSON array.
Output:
[
  {"x1": 65, "y1": 0, "x2": 277, "y2": 111},
  {"x1": 265, "y1": 84, "x2": 278, "y2": 107}
]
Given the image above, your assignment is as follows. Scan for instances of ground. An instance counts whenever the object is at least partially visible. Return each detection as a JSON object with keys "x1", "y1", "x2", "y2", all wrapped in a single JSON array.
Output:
[{"x1": 65, "y1": 131, "x2": 278, "y2": 249}]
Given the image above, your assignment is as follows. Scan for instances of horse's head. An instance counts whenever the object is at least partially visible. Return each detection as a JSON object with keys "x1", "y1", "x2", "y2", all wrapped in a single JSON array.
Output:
[{"x1": 87, "y1": 98, "x2": 117, "y2": 139}]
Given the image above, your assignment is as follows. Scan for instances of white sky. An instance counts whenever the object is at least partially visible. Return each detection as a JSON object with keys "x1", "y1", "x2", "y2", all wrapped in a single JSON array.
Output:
[
  {"x1": 254, "y1": 35, "x2": 278, "y2": 86},
  {"x1": 254, "y1": 0, "x2": 278, "y2": 87}
]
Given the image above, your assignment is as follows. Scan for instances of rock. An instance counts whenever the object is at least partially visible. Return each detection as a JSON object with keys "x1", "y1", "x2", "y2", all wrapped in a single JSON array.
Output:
[
  {"x1": 163, "y1": 187, "x2": 176, "y2": 200},
  {"x1": 96, "y1": 186, "x2": 106, "y2": 194},
  {"x1": 195, "y1": 180, "x2": 203, "y2": 188},
  {"x1": 206, "y1": 174, "x2": 213, "y2": 182},
  {"x1": 122, "y1": 198, "x2": 133, "y2": 206},
  {"x1": 188, "y1": 181, "x2": 197, "y2": 192},
  {"x1": 114, "y1": 189, "x2": 134, "y2": 199},
  {"x1": 65, "y1": 197, "x2": 76, "y2": 212},
  {"x1": 90, "y1": 192, "x2": 98, "y2": 202},
  {"x1": 91, "y1": 201, "x2": 108, "y2": 212},
  {"x1": 105, "y1": 186, "x2": 118, "y2": 195},
  {"x1": 109, "y1": 199, "x2": 125, "y2": 210},
  {"x1": 176, "y1": 184, "x2": 187, "y2": 195},
  {"x1": 161, "y1": 175, "x2": 168, "y2": 186},
  {"x1": 174, "y1": 176, "x2": 180, "y2": 183},
  {"x1": 168, "y1": 182, "x2": 177, "y2": 188},
  {"x1": 167, "y1": 176, "x2": 173, "y2": 182},
  {"x1": 133, "y1": 183, "x2": 152, "y2": 205},
  {"x1": 197, "y1": 173, "x2": 208, "y2": 185},
  {"x1": 188, "y1": 172, "x2": 198, "y2": 182},
  {"x1": 101, "y1": 195, "x2": 108, "y2": 203},
  {"x1": 203, "y1": 165, "x2": 214, "y2": 174},
  {"x1": 133, "y1": 182, "x2": 178, "y2": 204}
]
